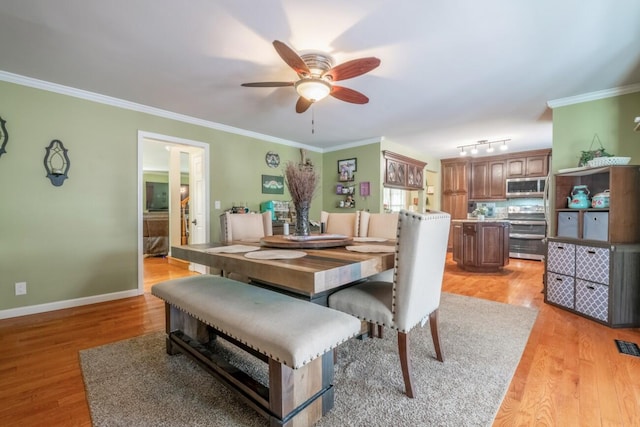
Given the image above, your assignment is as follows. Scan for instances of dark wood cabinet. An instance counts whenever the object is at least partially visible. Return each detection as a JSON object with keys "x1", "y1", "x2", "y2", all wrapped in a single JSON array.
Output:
[
  {"x1": 470, "y1": 160, "x2": 505, "y2": 200},
  {"x1": 545, "y1": 165, "x2": 640, "y2": 327},
  {"x1": 452, "y1": 222, "x2": 463, "y2": 263},
  {"x1": 453, "y1": 220, "x2": 510, "y2": 272},
  {"x1": 442, "y1": 159, "x2": 468, "y2": 193},
  {"x1": 441, "y1": 159, "x2": 469, "y2": 250},
  {"x1": 382, "y1": 151, "x2": 425, "y2": 190},
  {"x1": 506, "y1": 150, "x2": 550, "y2": 178}
]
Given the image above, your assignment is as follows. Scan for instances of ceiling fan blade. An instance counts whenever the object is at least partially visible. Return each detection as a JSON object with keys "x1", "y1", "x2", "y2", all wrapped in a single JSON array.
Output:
[
  {"x1": 273, "y1": 40, "x2": 310, "y2": 76},
  {"x1": 330, "y1": 86, "x2": 369, "y2": 104},
  {"x1": 325, "y1": 57, "x2": 381, "y2": 81},
  {"x1": 296, "y1": 97, "x2": 313, "y2": 113},
  {"x1": 241, "y1": 82, "x2": 294, "y2": 87}
]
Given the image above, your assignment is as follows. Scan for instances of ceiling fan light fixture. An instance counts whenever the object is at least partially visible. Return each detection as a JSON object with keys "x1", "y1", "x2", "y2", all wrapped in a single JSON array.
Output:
[{"x1": 295, "y1": 78, "x2": 331, "y2": 102}]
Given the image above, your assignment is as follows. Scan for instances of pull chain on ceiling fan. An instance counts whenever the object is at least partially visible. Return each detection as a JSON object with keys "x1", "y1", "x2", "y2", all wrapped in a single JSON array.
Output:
[{"x1": 241, "y1": 40, "x2": 381, "y2": 113}]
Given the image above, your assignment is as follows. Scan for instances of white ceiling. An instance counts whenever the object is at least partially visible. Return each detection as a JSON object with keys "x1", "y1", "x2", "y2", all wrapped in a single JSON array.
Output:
[{"x1": 1, "y1": 0, "x2": 639, "y2": 159}]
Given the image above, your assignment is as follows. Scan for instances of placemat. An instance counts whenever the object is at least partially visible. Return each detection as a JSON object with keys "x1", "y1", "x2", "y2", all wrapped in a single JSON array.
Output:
[
  {"x1": 353, "y1": 237, "x2": 388, "y2": 242},
  {"x1": 244, "y1": 250, "x2": 307, "y2": 260},
  {"x1": 346, "y1": 245, "x2": 395, "y2": 253},
  {"x1": 205, "y1": 245, "x2": 260, "y2": 253}
]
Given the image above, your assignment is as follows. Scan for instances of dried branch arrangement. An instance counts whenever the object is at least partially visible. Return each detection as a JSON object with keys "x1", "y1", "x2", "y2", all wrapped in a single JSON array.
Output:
[{"x1": 284, "y1": 161, "x2": 319, "y2": 205}]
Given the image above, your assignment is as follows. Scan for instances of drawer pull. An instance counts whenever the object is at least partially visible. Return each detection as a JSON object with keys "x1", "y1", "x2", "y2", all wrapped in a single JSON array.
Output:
[
  {"x1": 557, "y1": 246, "x2": 565, "y2": 250},
  {"x1": 586, "y1": 285, "x2": 595, "y2": 290},
  {"x1": 587, "y1": 250, "x2": 596, "y2": 254},
  {"x1": 555, "y1": 277, "x2": 563, "y2": 282}
]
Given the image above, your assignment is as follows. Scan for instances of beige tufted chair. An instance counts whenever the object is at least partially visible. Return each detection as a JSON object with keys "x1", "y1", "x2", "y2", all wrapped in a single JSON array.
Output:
[
  {"x1": 220, "y1": 211, "x2": 273, "y2": 243},
  {"x1": 219, "y1": 212, "x2": 273, "y2": 282},
  {"x1": 320, "y1": 211, "x2": 359, "y2": 236},
  {"x1": 358, "y1": 211, "x2": 399, "y2": 240},
  {"x1": 328, "y1": 210, "x2": 451, "y2": 398}
]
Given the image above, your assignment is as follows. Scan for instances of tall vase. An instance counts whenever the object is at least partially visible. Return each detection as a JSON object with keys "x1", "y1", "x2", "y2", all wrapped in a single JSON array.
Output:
[{"x1": 295, "y1": 200, "x2": 310, "y2": 236}]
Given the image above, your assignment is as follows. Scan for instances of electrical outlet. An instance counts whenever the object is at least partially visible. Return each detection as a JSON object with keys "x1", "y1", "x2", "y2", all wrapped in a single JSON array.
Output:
[
  {"x1": 214, "y1": 200, "x2": 221, "y2": 209},
  {"x1": 15, "y1": 282, "x2": 27, "y2": 295}
]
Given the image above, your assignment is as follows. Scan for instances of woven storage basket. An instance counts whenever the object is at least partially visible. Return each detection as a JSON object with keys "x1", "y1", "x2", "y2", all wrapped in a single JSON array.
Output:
[{"x1": 587, "y1": 156, "x2": 631, "y2": 167}]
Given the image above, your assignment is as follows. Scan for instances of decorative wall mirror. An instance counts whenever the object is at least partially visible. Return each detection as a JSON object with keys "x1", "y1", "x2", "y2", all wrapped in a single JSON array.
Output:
[
  {"x1": 44, "y1": 139, "x2": 70, "y2": 186},
  {"x1": 0, "y1": 116, "x2": 8, "y2": 158}
]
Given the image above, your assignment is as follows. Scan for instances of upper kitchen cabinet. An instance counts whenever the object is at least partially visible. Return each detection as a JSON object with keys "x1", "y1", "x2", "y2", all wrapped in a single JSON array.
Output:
[
  {"x1": 506, "y1": 149, "x2": 551, "y2": 178},
  {"x1": 441, "y1": 159, "x2": 469, "y2": 193},
  {"x1": 382, "y1": 151, "x2": 426, "y2": 190},
  {"x1": 470, "y1": 160, "x2": 506, "y2": 200}
]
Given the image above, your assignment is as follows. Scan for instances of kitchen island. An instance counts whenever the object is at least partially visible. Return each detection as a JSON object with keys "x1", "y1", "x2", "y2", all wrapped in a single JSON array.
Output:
[{"x1": 452, "y1": 219, "x2": 510, "y2": 272}]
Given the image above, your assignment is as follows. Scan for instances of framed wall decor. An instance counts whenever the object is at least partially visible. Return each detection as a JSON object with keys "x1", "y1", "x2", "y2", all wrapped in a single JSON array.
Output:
[
  {"x1": 359, "y1": 181, "x2": 370, "y2": 197},
  {"x1": 337, "y1": 158, "x2": 357, "y2": 181},
  {"x1": 261, "y1": 174, "x2": 284, "y2": 194}
]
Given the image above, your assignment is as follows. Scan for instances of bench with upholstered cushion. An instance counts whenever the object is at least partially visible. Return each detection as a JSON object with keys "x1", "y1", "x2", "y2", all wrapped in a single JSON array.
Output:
[{"x1": 151, "y1": 275, "x2": 361, "y2": 426}]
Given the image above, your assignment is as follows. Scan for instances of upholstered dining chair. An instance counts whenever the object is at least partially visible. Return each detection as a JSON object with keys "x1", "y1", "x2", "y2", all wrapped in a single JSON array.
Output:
[
  {"x1": 219, "y1": 211, "x2": 273, "y2": 282},
  {"x1": 320, "y1": 211, "x2": 359, "y2": 236},
  {"x1": 358, "y1": 211, "x2": 399, "y2": 240},
  {"x1": 328, "y1": 210, "x2": 451, "y2": 398},
  {"x1": 219, "y1": 211, "x2": 273, "y2": 243}
]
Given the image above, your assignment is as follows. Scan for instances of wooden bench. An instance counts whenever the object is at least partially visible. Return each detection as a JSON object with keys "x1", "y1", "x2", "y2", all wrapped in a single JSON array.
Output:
[{"x1": 151, "y1": 275, "x2": 361, "y2": 427}]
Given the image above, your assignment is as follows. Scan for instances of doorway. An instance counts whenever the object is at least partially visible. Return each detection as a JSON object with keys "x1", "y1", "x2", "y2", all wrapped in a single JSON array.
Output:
[{"x1": 137, "y1": 131, "x2": 210, "y2": 293}]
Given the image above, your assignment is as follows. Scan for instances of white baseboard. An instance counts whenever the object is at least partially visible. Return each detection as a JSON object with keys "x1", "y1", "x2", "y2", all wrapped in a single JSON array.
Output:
[{"x1": 0, "y1": 289, "x2": 142, "y2": 320}]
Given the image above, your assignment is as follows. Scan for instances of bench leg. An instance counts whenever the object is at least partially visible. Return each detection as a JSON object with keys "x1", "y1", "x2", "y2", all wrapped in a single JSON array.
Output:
[
  {"x1": 164, "y1": 303, "x2": 215, "y2": 355},
  {"x1": 268, "y1": 352, "x2": 334, "y2": 427}
]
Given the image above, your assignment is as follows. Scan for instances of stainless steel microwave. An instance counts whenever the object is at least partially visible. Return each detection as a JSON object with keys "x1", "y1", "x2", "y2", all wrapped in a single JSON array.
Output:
[{"x1": 505, "y1": 177, "x2": 546, "y2": 198}]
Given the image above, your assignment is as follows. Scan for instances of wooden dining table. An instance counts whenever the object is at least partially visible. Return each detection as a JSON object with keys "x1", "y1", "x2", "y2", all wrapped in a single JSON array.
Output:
[{"x1": 171, "y1": 236, "x2": 396, "y2": 305}]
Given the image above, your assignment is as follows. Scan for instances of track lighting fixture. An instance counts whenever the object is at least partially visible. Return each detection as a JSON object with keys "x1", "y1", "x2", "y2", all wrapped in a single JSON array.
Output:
[{"x1": 457, "y1": 139, "x2": 511, "y2": 156}]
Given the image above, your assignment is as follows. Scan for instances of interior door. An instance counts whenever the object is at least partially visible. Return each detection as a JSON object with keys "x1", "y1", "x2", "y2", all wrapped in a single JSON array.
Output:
[
  {"x1": 138, "y1": 131, "x2": 210, "y2": 292},
  {"x1": 189, "y1": 149, "x2": 208, "y2": 274}
]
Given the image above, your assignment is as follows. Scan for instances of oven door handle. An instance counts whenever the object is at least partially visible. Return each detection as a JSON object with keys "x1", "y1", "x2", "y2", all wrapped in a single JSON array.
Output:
[{"x1": 510, "y1": 233, "x2": 546, "y2": 239}]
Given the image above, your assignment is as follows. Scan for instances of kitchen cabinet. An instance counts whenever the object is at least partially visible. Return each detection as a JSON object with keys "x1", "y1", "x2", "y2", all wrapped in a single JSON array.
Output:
[
  {"x1": 382, "y1": 150, "x2": 426, "y2": 190},
  {"x1": 506, "y1": 150, "x2": 550, "y2": 178},
  {"x1": 441, "y1": 159, "x2": 469, "y2": 250},
  {"x1": 452, "y1": 220, "x2": 510, "y2": 272},
  {"x1": 470, "y1": 160, "x2": 505, "y2": 200},
  {"x1": 442, "y1": 159, "x2": 468, "y2": 193},
  {"x1": 545, "y1": 165, "x2": 640, "y2": 327}
]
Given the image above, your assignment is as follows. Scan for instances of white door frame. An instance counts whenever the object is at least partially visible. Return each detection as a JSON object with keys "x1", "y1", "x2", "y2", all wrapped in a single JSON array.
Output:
[{"x1": 137, "y1": 130, "x2": 210, "y2": 294}]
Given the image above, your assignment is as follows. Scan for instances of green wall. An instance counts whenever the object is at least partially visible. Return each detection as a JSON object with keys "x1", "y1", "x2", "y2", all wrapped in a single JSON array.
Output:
[
  {"x1": 322, "y1": 143, "x2": 382, "y2": 213},
  {"x1": 551, "y1": 91, "x2": 640, "y2": 172},
  {"x1": 0, "y1": 80, "x2": 323, "y2": 311}
]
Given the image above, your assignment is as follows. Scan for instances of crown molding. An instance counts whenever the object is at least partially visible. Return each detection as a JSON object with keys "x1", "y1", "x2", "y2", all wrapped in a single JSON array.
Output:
[
  {"x1": 0, "y1": 70, "x2": 325, "y2": 153},
  {"x1": 547, "y1": 83, "x2": 640, "y2": 108},
  {"x1": 323, "y1": 136, "x2": 383, "y2": 152}
]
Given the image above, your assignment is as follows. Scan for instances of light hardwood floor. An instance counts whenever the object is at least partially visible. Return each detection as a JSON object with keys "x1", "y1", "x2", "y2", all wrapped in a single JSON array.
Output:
[{"x1": 0, "y1": 255, "x2": 638, "y2": 426}]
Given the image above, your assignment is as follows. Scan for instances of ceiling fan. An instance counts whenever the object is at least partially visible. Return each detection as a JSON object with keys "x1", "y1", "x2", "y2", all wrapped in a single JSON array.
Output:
[{"x1": 241, "y1": 40, "x2": 381, "y2": 113}]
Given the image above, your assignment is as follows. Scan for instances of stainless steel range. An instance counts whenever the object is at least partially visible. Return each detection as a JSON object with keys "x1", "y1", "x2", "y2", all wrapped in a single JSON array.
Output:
[{"x1": 507, "y1": 206, "x2": 547, "y2": 261}]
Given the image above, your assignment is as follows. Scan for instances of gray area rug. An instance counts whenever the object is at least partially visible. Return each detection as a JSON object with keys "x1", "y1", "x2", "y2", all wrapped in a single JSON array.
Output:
[{"x1": 80, "y1": 293, "x2": 537, "y2": 426}]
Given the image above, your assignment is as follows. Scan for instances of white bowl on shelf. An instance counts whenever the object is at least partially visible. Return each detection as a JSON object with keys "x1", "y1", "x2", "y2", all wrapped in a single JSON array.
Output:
[{"x1": 587, "y1": 156, "x2": 631, "y2": 167}]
